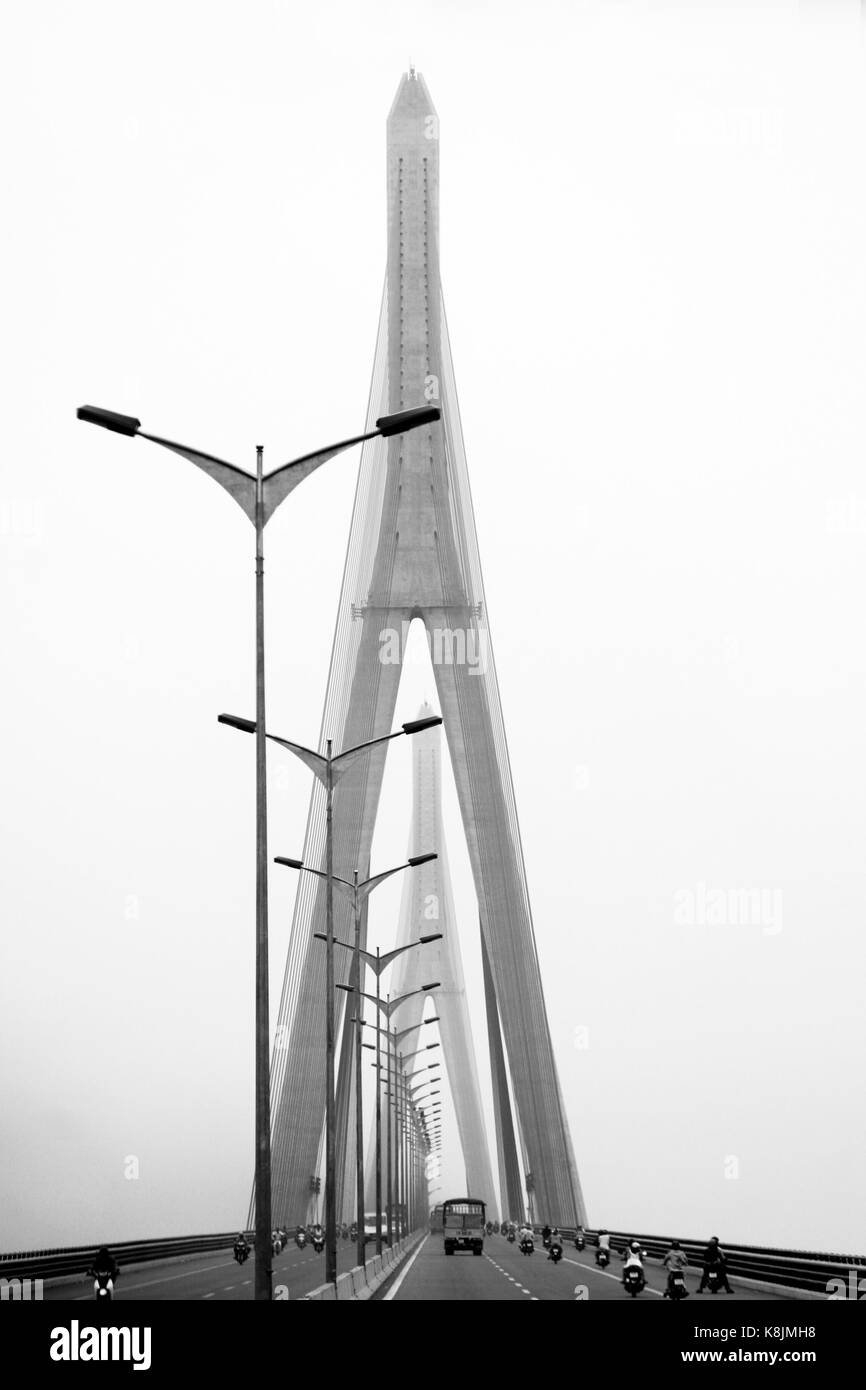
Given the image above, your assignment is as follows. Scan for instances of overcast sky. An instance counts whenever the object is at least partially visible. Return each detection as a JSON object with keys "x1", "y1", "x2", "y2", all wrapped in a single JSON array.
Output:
[{"x1": 2, "y1": 0, "x2": 865, "y2": 1256}]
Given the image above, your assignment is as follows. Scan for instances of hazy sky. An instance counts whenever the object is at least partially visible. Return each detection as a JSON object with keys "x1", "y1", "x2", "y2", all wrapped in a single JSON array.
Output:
[{"x1": 2, "y1": 0, "x2": 865, "y2": 1255}]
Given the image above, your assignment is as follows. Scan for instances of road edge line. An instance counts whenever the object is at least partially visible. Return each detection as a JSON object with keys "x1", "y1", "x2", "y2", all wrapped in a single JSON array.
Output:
[{"x1": 382, "y1": 1233, "x2": 428, "y2": 1301}]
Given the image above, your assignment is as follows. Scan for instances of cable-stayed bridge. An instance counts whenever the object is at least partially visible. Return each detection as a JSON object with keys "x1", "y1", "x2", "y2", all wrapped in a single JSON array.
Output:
[
  {"x1": 263, "y1": 67, "x2": 584, "y2": 1266},
  {"x1": 22, "y1": 72, "x2": 857, "y2": 1310}
]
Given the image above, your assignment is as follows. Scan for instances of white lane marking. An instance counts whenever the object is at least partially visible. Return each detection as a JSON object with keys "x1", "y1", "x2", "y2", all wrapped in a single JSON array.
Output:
[
  {"x1": 383, "y1": 1235, "x2": 427, "y2": 1301},
  {"x1": 72, "y1": 1257, "x2": 237, "y2": 1297},
  {"x1": 202, "y1": 1292, "x2": 215, "y2": 1299},
  {"x1": 484, "y1": 1252, "x2": 539, "y2": 1300},
  {"x1": 564, "y1": 1256, "x2": 664, "y2": 1298}
]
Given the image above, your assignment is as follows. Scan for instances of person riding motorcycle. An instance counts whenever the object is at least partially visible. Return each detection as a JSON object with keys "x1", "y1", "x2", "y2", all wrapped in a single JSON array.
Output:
[
  {"x1": 697, "y1": 1236, "x2": 734, "y2": 1293},
  {"x1": 233, "y1": 1233, "x2": 249, "y2": 1257},
  {"x1": 89, "y1": 1246, "x2": 120, "y2": 1280},
  {"x1": 541, "y1": 1223, "x2": 552, "y2": 1246},
  {"x1": 595, "y1": 1229, "x2": 611, "y2": 1264},
  {"x1": 622, "y1": 1240, "x2": 645, "y2": 1287},
  {"x1": 662, "y1": 1240, "x2": 689, "y2": 1297},
  {"x1": 547, "y1": 1227, "x2": 563, "y2": 1261},
  {"x1": 519, "y1": 1224, "x2": 534, "y2": 1248}
]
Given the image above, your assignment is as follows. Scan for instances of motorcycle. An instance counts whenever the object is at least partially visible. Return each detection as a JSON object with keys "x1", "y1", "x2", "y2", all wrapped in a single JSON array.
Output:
[
  {"x1": 665, "y1": 1269, "x2": 689, "y2": 1300},
  {"x1": 312, "y1": 1235, "x2": 325, "y2": 1255},
  {"x1": 233, "y1": 1244, "x2": 250, "y2": 1266},
  {"x1": 520, "y1": 1237, "x2": 534, "y2": 1256},
  {"x1": 623, "y1": 1264, "x2": 646, "y2": 1298},
  {"x1": 507, "y1": 1230, "x2": 516, "y2": 1244},
  {"x1": 542, "y1": 1236, "x2": 551, "y2": 1250},
  {"x1": 296, "y1": 1231, "x2": 307, "y2": 1250},
  {"x1": 705, "y1": 1264, "x2": 723, "y2": 1294},
  {"x1": 272, "y1": 1236, "x2": 282, "y2": 1257},
  {"x1": 575, "y1": 1234, "x2": 585, "y2": 1251},
  {"x1": 595, "y1": 1247, "x2": 610, "y2": 1269},
  {"x1": 548, "y1": 1241, "x2": 563, "y2": 1265},
  {"x1": 93, "y1": 1272, "x2": 114, "y2": 1300}
]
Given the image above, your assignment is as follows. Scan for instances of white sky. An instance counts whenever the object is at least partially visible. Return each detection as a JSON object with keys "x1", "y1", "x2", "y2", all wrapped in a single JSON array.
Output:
[{"x1": 2, "y1": 0, "x2": 865, "y2": 1255}]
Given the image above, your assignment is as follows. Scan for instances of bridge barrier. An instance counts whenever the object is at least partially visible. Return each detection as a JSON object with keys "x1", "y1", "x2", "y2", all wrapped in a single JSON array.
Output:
[
  {"x1": 0, "y1": 1231, "x2": 254, "y2": 1284},
  {"x1": 0, "y1": 1227, "x2": 427, "y2": 1301},
  {"x1": 525, "y1": 1227, "x2": 866, "y2": 1298},
  {"x1": 304, "y1": 1281, "x2": 337, "y2": 1301},
  {"x1": 301, "y1": 1231, "x2": 424, "y2": 1300}
]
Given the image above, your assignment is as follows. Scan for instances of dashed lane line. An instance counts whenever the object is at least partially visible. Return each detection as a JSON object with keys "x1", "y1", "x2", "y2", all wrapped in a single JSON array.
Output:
[{"x1": 484, "y1": 1253, "x2": 538, "y2": 1300}]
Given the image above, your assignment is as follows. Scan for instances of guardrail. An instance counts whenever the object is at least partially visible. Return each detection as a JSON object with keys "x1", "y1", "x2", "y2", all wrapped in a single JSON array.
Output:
[
  {"x1": 521, "y1": 1227, "x2": 866, "y2": 1296},
  {"x1": 7, "y1": 1224, "x2": 864, "y2": 1298},
  {"x1": 0, "y1": 1231, "x2": 253, "y2": 1283}
]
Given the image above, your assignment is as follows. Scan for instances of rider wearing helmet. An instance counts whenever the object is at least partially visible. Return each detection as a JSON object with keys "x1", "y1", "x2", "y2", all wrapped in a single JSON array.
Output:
[{"x1": 88, "y1": 1247, "x2": 120, "y2": 1281}]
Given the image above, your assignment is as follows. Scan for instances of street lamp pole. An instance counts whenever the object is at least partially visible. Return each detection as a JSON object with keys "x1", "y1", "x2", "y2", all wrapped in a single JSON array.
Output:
[
  {"x1": 366, "y1": 997, "x2": 440, "y2": 1245},
  {"x1": 78, "y1": 400, "x2": 439, "y2": 1301},
  {"x1": 280, "y1": 858, "x2": 438, "y2": 1266},
  {"x1": 375, "y1": 950, "x2": 382, "y2": 1253},
  {"x1": 258, "y1": 728, "x2": 440, "y2": 1284}
]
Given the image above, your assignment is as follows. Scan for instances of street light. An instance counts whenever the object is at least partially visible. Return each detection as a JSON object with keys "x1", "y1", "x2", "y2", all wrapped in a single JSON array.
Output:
[
  {"x1": 276, "y1": 854, "x2": 439, "y2": 1265},
  {"x1": 78, "y1": 400, "x2": 439, "y2": 1301},
  {"x1": 350, "y1": 983, "x2": 436, "y2": 1245},
  {"x1": 220, "y1": 713, "x2": 441, "y2": 1284}
]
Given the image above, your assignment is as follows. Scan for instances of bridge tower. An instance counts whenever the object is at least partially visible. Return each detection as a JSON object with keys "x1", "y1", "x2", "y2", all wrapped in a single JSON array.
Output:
[{"x1": 267, "y1": 70, "x2": 587, "y2": 1231}]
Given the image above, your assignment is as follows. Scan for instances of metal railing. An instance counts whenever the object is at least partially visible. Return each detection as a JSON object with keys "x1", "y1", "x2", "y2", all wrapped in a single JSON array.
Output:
[
  {"x1": 524, "y1": 1226, "x2": 866, "y2": 1295},
  {"x1": 0, "y1": 1231, "x2": 253, "y2": 1283}
]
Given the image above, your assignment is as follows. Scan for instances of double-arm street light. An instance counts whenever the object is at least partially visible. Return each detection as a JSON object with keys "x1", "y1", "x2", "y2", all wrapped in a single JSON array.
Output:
[
  {"x1": 219, "y1": 711, "x2": 443, "y2": 1284},
  {"x1": 275, "y1": 854, "x2": 441, "y2": 1267},
  {"x1": 78, "y1": 400, "x2": 439, "y2": 1301},
  {"x1": 385, "y1": 1047, "x2": 438, "y2": 1239},
  {"x1": 363, "y1": 998, "x2": 440, "y2": 1244}
]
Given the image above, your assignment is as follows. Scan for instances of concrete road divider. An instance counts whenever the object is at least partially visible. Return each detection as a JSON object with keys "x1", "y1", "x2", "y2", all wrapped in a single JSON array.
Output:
[{"x1": 301, "y1": 1231, "x2": 424, "y2": 1300}]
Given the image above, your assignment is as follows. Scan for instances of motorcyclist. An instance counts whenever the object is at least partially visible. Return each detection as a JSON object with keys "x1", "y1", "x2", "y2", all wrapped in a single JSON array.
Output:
[
  {"x1": 595, "y1": 1229, "x2": 611, "y2": 1264},
  {"x1": 622, "y1": 1239, "x2": 645, "y2": 1287},
  {"x1": 541, "y1": 1223, "x2": 552, "y2": 1246},
  {"x1": 233, "y1": 1232, "x2": 249, "y2": 1256},
  {"x1": 88, "y1": 1247, "x2": 120, "y2": 1282},
  {"x1": 697, "y1": 1236, "x2": 734, "y2": 1293},
  {"x1": 547, "y1": 1227, "x2": 563, "y2": 1261},
  {"x1": 519, "y1": 1223, "x2": 534, "y2": 1248},
  {"x1": 662, "y1": 1240, "x2": 689, "y2": 1297}
]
